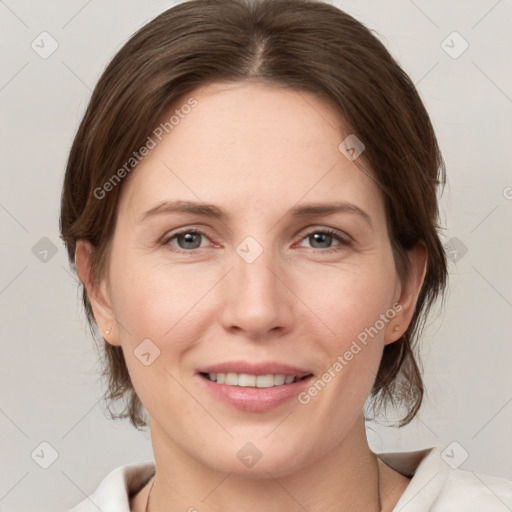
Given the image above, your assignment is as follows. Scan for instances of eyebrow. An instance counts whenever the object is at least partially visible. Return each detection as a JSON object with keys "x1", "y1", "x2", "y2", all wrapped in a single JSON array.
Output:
[{"x1": 137, "y1": 199, "x2": 373, "y2": 228}]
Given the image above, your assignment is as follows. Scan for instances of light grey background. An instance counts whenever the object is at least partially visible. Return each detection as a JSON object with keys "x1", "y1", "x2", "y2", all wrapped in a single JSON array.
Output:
[{"x1": 1, "y1": 1, "x2": 511, "y2": 511}]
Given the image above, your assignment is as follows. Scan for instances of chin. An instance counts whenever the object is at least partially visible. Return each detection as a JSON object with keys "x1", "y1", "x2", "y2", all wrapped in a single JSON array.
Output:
[{"x1": 196, "y1": 435, "x2": 314, "y2": 479}]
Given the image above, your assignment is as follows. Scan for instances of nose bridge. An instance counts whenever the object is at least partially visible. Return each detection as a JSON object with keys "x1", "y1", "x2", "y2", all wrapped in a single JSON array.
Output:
[
  {"x1": 235, "y1": 233, "x2": 283, "y2": 302},
  {"x1": 220, "y1": 233, "x2": 293, "y2": 334}
]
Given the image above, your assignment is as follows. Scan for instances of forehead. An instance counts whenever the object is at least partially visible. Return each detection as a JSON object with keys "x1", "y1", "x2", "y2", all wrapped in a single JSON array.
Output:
[{"x1": 118, "y1": 81, "x2": 385, "y2": 226}]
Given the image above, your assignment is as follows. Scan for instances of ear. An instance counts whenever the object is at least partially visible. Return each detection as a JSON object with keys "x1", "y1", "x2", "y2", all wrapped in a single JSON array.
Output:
[
  {"x1": 75, "y1": 239, "x2": 121, "y2": 346},
  {"x1": 384, "y1": 241, "x2": 428, "y2": 345}
]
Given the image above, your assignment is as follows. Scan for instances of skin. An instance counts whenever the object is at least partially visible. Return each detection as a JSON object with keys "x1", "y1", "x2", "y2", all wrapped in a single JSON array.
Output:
[{"x1": 76, "y1": 81, "x2": 427, "y2": 512}]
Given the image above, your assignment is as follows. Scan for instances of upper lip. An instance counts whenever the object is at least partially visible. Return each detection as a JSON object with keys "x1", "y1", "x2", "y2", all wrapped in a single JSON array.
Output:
[{"x1": 197, "y1": 361, "x2": 313, "y2": 378}]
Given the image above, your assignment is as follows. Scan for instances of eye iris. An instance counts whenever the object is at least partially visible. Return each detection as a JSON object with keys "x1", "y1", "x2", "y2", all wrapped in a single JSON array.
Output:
[
  {"x1": 310, "y1": 232, "x2": 332, "y2": 249},
  {"x1": 178, "y1": 232, "x2": 201, "y2": 250}
]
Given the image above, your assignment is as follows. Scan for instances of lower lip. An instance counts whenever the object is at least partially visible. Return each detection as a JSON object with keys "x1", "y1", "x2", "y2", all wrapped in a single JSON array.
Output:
[{"x1": 197, "y1": 374, "x2": 314, "y2": 412}]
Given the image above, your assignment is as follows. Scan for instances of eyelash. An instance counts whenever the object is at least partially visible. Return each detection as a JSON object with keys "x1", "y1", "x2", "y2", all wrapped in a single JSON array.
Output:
[{"x1": 161, "y1": 227, "x2": 352, "y2": 255}]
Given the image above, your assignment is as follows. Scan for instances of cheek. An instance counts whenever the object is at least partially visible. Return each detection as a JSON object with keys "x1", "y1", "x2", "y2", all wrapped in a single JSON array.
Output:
[
  {"x1": 108, "y1": 252, "x2": 211, "y2": 340},
  {"x1": 303, "y1": 256, "x2": 397, "y2": 342},
  {"x1": 107, "y1": 258, "x2": 207, "y2": 420}
]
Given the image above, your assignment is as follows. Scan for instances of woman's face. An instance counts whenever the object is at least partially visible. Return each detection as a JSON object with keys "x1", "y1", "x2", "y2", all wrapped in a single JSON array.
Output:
[{"x1": 88, "y1": 81, "x2": 422, "y2": 477}]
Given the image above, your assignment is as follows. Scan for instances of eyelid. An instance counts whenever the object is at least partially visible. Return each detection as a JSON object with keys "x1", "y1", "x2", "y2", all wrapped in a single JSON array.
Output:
[
  {"x1": 292, "y1": 226, "x2": 353, "y2": 253},
  {"x1": 161, "y1": 226, "x2": 214, "y2": 250},
  {"x1": 295, "y1": 225, "x2": 353, "y2": 244}
]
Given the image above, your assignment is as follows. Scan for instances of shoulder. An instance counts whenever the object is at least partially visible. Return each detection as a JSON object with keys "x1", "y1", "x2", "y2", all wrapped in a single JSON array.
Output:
[
  {"x1": 66, "y1": 460, "x2": 155, "y2": 512},
  {"x1": 379, "y1": 446, "x2": 512, "y2": 511}
]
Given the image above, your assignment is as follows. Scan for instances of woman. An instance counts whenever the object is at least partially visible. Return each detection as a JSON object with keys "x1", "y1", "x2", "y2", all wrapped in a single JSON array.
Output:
[{"x1": 60, "y1": 0, "x2": 512, "y2": 510}]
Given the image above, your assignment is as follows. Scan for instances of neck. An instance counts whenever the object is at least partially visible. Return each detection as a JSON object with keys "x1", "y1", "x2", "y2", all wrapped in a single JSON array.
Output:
[{"x1": 143, "y1": 415, "x2": 384, "y2": 512}]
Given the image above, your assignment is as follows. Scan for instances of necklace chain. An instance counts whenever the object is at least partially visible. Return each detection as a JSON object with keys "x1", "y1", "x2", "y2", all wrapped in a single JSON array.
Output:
[{"x1": 145, "y1": 457, "x2": 382, "y2": 512}]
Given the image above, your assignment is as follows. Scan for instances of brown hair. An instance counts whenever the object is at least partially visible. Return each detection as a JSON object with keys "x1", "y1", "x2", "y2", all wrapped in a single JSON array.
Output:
[{"x1": 60, "y1": 0, "x2": 447, "y2": 429}]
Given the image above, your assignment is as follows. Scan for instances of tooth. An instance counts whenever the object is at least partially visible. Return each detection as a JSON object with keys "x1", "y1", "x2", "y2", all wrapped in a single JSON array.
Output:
[
  {"x1": 256, "y1": 374, "x2": 275, "y2": 388},
  {"x1": 225, "y1": 373, "x2": 239, "y2": 385},
  {"x1": 238, "y1": 373, "x2": 257, "y2": 387},
  {"x1": 209, "y1": 372, "x2": 302, "y2": 387},
  {"x1": 274, "y1": 374, "x2": 285, "y2": 385}
]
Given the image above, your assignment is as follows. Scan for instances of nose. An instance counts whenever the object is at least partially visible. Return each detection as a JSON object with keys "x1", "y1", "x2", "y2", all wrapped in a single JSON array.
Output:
[{"x1": 218, "y1": 240, "x2": 295, "y2": 340}]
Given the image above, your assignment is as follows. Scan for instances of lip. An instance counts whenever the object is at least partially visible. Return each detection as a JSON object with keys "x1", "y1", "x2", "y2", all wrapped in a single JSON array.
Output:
[{"x1": 196, "y1": 360, "x2": 314, "y2": 413}]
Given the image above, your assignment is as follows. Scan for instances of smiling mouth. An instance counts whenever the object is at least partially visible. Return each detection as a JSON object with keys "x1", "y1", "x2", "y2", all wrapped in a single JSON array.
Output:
[{"x1": 200, "y1": 372, "x2": 313, "y2": 388}]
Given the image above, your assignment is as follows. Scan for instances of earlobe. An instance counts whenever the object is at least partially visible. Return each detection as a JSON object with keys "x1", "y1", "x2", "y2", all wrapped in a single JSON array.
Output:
[
  {"x1": 74, "y1": 240, "x2": 121, "y2": 346},
  {"x1": 384, "y1": 242, "x2": 428, "y2": 345}
]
